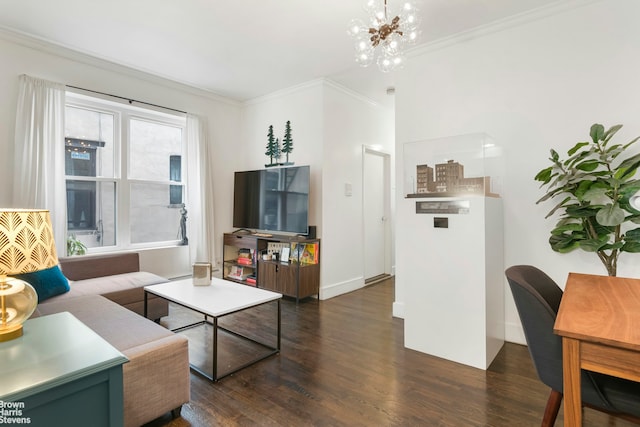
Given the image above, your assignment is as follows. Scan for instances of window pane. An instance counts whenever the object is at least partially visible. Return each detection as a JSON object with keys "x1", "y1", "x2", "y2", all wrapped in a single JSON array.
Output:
[
  {"x1": 169, "y1": 185, "x2": 183, "y2": 205},
  {"x1": 130, "y1": 182, "x2": 182, "y2": 244},
  {"x1": 66, "y1": 181, "x2": 116, "y2": 250},
  {"x1": 67, "y1": 180, "x2": 96, "y2": 230},
  {"x1": 129, "y1": 119, "x2": 182, "y2": 181},
  {"x1": 65, "y1": 106, "x2": 115, "y2": 178}
]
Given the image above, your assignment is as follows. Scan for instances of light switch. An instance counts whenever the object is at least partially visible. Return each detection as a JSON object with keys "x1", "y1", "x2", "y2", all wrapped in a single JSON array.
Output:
[{"x1": 345, "y1": 183, "x2": 352, "y2": 197}]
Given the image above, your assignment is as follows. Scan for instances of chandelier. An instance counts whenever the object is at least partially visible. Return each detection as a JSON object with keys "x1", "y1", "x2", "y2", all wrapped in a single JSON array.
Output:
[{"x1": 347, "y1": 0, "x2": 420, "y2": 72}]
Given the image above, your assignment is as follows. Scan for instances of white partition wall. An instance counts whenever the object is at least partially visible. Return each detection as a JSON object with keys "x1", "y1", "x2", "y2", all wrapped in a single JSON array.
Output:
[{"x1": 399, "y1": 134, "x2": 504, "y2": 370}]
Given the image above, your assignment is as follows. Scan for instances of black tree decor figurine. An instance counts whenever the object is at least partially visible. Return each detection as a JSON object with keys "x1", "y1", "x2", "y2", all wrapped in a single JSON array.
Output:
[
  {"x1": 274, "y1": 137, "x2": 282, "y2": 164},
  {"x1": 265, "y1": 125, "x2": 278, "y2": 167},
  {"x1": 281, "y1": 120, "x2": 294, "y2": 165}
]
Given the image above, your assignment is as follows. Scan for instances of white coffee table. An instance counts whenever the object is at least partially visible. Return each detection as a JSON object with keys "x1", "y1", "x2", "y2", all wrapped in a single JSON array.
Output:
[{"x1": 144, "y1": 277, "x2": 282, "y2": 381}]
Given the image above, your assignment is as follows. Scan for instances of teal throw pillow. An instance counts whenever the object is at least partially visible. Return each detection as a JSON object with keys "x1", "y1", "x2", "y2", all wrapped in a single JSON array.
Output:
[{"x1": 15, "y1": 265, "x2": 70, "y2": 303}]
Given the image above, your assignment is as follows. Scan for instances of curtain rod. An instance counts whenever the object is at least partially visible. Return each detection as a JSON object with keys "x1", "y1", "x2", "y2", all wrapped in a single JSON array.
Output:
[{"x1": 66, "y1": 85, "x2": 188, "y2": 115}]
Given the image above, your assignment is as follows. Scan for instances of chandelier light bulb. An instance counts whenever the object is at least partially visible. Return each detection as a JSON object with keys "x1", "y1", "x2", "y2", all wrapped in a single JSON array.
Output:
[
  {"x1": 377, "y1": 55, "x2": 395, "y2": 73},
  {"x1": 356, "y1": 51, "x2": 374, "y2": 67},
  {"x1": 347, "y1": 18, "x2": 365, "y2": 37},
  {"x1": 363, "y1": 0, "x2": 379, "y2": 14},
  {"x1": 348, "y1": 0, "x2": 420, "y2": 72}
]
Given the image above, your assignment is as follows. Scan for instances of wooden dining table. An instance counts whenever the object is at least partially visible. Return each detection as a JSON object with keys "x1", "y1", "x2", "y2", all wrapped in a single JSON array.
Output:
[{"x1": 553, "y1": 272, "x2": 640, "y2": 426}]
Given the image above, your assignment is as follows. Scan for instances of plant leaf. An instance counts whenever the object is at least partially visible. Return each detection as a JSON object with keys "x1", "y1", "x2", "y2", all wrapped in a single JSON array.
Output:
[
  {"x1": 549, "y1": 234, "x2": 580, "y2": 253},
  {"x1": 596, "y1": 203, "x2": 625, "y2": 226},
  {"x1": 566, "y1": 204, "x2": 599, "y2": 218},
  {"x1": 550, "y1": 223, "x2": 584, "y2": 235},
  {"x1": 624, "y1": 227, "x2": 640, "y2": 241},
  {"x1": 590, "y1": 123, "x2": 605, "y2": 143},
  {"x1": 602, "y1": 124, "x2": 623, "y2": 145},
  {"x1": 544, "y1": 196, "x2": 572, "y2": 218},
  {"x1": 579, "y1": 238, "x2": 608, "y2": 252},
  {"x1": 567, "y1": 141, "x2": 590, "y2": 156},
  {"x1": 575, "y1": 159, "x2": 601, "y2": 172},
  {"x1": 622, "y1": 241, "x2": 640, "y2": 252},
  {"x1": 616, "y1": 152, "x2": 640, "y2": 180},
  {"x1": 582, "y1": 187, "x2": 609, "y2": 203},
  {"x1": 534, "y1": 166, "x2": 553, "y2": 183}
]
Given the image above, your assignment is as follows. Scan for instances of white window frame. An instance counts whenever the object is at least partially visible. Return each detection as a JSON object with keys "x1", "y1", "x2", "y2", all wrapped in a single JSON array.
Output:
[{"x1": 65, "y1": 91, "x2": 187, "y2": 253}]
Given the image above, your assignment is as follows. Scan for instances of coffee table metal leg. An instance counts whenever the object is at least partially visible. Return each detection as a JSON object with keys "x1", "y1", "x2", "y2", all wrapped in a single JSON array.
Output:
[
  {"x1": 213, "y1": 316, "x2": 218, "y2": 381},
  {"x1": 143, "y1": 291, "x2": 148, "y2": 318}
]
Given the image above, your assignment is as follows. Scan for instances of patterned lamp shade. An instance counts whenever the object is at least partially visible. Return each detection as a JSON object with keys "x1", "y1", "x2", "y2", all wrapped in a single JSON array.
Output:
[
  {"x1": 0, "y1": 209, "x2": 57, "y2": 341},
  {"x1": 0, "y1": 209, "x2": 59, "y2": 275}
]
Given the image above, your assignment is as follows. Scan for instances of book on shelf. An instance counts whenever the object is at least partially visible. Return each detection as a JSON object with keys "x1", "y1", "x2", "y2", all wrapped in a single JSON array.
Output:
[
  {"x1": 228, "y1": 265, "x2": 250, "y2": 280},
  {"x1": 237, "y1": 257, "x2": 253, "y2": 265},
  {"x1": 290, "y1": 242, "x2": 319, "y2": 264},
  {"x1": 237, "y1": 248, "x2": 255, "y2": 265}
]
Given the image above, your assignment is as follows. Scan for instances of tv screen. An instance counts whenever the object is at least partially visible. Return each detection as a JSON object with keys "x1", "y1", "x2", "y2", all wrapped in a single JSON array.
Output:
[{"x1": 233, "y1": 165, "x2": 310, "y2": 234}]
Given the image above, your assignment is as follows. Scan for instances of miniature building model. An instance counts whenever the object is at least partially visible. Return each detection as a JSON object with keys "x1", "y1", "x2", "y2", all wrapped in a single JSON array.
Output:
[
  {"x1": 416, "y1": 164, "x2": 435, "y2": 193},
  {"x1": 435, "y1": 160, "x2": 464, "y2": 192},
  {"x1": 410, "y1": 160, "x2": 494, "y2": 196}
]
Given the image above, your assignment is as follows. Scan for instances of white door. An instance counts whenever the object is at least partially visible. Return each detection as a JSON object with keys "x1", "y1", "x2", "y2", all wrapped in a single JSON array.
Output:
[{"x1": 364, "y1": 150, "x2": 387, "y2": 280}]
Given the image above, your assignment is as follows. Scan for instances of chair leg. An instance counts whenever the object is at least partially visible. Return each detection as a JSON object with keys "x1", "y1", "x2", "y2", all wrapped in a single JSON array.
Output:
[{"x1": 542, "y1": 390, "x2": 563, "y2": 427}]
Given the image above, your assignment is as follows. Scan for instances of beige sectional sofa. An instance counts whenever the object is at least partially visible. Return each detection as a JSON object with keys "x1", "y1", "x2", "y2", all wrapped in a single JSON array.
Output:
[
  {"x1": 33, "y1": 252, "x2": 190, "y2": 427},
  {"x1": 43, "y1": 252, "x2": 170, "y2": 321}
]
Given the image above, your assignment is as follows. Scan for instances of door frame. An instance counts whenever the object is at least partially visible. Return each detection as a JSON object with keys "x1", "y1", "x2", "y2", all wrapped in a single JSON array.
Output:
[{"x1": 362, "y1": 145, "x2": 392, "y2": 280}]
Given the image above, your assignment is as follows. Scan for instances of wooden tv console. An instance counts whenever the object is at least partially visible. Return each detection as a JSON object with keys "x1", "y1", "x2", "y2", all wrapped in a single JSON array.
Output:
[{"x1": 222, "y1": 232, "x2": 320, "y2": 302}]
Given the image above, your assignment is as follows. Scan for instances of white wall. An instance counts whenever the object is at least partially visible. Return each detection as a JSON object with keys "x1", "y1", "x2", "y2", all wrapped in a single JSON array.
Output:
[
  {"x1": 242, "y1": 80, "x2": 394, "y2": 298},
  {"x1": 322, "y1": 82, "x2": 395, "y2": 298},
  {"x1": 395, "y1": 0, "x2": 640, "y2": 344},
  {"x1": 241, "y1": 81, "x2": 324, "y2": 231},
  {"x1": 0, "y1": 32, "x2": 242, "y2": 278}
]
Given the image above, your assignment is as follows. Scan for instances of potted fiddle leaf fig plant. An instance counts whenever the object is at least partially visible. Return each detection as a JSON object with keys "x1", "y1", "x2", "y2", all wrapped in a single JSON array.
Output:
[{"x1": 534, "y1": 123, "x2": 640, "y2": 276}]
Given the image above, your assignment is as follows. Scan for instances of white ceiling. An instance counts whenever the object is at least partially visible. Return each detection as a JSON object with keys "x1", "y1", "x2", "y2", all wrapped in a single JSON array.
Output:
[{"x1": 0, "y1": 0, "x2": 561, "y2": 105}]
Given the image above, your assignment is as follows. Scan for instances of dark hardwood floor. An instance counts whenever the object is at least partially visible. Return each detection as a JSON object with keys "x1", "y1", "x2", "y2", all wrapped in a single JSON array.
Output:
[{"x1": 144, "y1": 278, "x2": 635, "y2": 427}]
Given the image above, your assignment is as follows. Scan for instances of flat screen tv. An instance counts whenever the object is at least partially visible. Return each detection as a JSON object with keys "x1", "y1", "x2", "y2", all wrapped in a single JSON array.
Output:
[{"x1": 233, "y1": 165, "x2": 310, "y2": 234}]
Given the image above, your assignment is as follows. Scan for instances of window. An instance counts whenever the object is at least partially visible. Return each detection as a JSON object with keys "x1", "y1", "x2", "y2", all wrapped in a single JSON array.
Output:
[
  {"x1": 64, "y1": 93, "x2": 186, "y2": 251},
  {"x1": 169, "y1": 155, "x2": 183, "y2": 206}
]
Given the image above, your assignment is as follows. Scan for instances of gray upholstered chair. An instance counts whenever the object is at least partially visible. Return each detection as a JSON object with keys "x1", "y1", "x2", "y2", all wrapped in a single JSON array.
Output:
[{"x1": 505, "y1": 265, "x2": 640, "y2": 426}]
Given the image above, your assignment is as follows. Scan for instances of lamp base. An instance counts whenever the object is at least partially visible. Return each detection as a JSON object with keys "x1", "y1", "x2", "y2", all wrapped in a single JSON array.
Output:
[{"x1": 0, "y1": 324, "x2": 23, "y2": 342}]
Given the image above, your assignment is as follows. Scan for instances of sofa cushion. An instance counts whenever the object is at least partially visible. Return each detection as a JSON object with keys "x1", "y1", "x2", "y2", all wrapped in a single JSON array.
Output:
[
  {"x1": 40, "y1": 271, "x2": 168, "y2": 306},
  {"x1": 59, "y1": 253, "x2": 140, "y2": 281},
  {"x1": 36, "y1": 294, "x2": 176, "y2": 351},
  {"x1": 15, "y1": 265, "x2": 70, "y2": 302}
]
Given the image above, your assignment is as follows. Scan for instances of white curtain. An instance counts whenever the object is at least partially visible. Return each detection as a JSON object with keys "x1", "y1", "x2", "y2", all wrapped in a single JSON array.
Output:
[
  {"x1": 13, "y1": 75, "x2": 67, "y2": 257},
  {"x1": 185, "y1": 114, "x2": 216, "y2": 266}
]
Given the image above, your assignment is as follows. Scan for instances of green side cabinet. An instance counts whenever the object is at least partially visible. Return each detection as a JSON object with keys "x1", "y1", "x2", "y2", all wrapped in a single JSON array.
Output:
[{"x1": 0, "y1": 312, "x2": 128, "y2": 427}]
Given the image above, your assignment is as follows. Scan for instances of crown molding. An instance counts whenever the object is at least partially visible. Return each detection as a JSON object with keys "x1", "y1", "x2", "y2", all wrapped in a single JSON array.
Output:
[
  {"x1": 408, "y1": 0, "x2": 602, "y2": 58},
  {"x1": 242, "y1": 79, "x2": 325, "y2": 106},
  {"x1": 0, "y1": 25, "x2": 242, "y2": 108},
  {"x1": 323, "y1": 79, "x2": 390, "y2": 110},
  {"x1": 244, "y1": 78, "x2": 388, "y2": 110}
]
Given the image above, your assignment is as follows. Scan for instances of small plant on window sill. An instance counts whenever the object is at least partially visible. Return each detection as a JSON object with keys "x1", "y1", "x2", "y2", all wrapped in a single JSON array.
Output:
[{"x1": 67, "y1": 234, "x2": 87, "y2": 256}]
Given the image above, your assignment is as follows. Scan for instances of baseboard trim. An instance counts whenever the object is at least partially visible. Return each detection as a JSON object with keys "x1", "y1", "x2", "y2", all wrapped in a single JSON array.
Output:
[
  {"x1": 320, "y1": 276, "x2": 364, "y2": 300},
  {"x1": 392, "y1": 301, "x2": 405, "y2": 319}
]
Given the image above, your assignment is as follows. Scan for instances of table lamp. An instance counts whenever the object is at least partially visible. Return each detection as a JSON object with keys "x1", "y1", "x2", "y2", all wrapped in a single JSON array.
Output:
[{"x1": 0, "y1": 209, "x2": 57, "y2": 342}]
